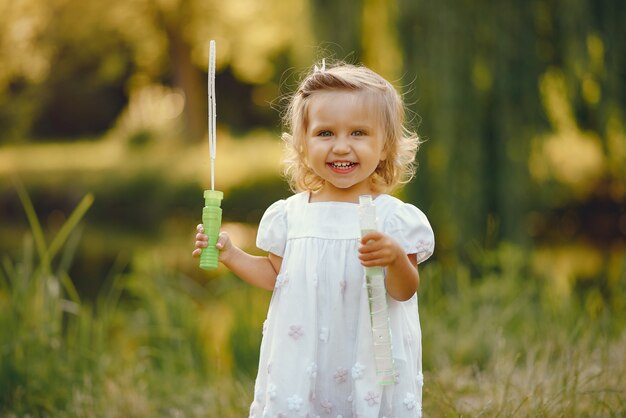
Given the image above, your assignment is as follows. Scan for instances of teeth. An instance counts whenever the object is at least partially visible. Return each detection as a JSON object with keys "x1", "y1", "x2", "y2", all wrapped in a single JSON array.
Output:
[{"x1": 331, "y1": 162, "x2": 355, "y2": 168}]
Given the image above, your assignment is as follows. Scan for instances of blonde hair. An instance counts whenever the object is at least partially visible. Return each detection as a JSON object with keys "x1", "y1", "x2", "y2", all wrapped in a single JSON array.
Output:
[{"x1": 282, "y1": 62, "x2": 421, "y2": 193}]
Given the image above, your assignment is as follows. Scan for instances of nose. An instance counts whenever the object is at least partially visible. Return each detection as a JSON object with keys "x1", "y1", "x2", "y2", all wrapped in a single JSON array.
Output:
[{"x1": 332, "y1": 135, "x2": 351, "y2": 154}]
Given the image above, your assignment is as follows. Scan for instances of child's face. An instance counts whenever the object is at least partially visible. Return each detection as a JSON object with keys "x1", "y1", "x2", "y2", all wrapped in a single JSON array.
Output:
[{"x1": 305, "y1": 90, "x2": 387, "y2": 200}]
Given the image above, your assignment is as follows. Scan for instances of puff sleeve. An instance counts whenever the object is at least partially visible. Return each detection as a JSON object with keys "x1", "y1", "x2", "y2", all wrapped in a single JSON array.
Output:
[
  {"x1": 384, "y1": 203, "x2": 435, "y2": 264},
  {"x1": 256, "y1": 199, "x2": 288, "y2": 257}
]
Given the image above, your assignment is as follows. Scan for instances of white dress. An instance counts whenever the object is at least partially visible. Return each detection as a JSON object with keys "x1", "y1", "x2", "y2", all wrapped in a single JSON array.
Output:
[{"x1": 250, "y1": 192, "x2": 435, "y2": 418}]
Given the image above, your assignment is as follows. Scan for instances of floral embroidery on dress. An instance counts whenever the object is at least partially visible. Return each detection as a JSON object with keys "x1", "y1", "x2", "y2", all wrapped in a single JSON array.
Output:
[
  {"x1": 403, "y1": 393, "x2": 417, "y2": 410},
  {"x1": 320, "y1": 399, "x2": 333, "y2": 414},
  {"x1": 275, "y1": 273, "x2": 289, "y2": 289},
  {"x1": 267, "y1": 383, "x2": 277, "y2": 400},
  {"x1": 307, "y1": 362, "x2": 318, "y2": 379},
  {"x1": 351, "y1": 363, "x2": 365, "y2": 379},
  {"x1": 319, "y1": 327, "x2": 329, "y2": 342},
  {"x1": 287, "y1": 394, "x2": 303, "y2": 411},
  {"x1": 364, "y1": 391, "x2": 380, "y2": 407},
  {"x1": 416, "y1": 372, "x2": 424, "y2": 387},
  {"x1": 288, "y1": 325, "x2": 304, "y2": 340},
  {"x1": 333, "y1": 367, "x2": 348, "y2": 383}
]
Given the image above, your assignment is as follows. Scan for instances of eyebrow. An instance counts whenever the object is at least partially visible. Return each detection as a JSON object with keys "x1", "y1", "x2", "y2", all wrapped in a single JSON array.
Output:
[{"x1": 308, "y1": 121, "x2": 376, "y2": 131}]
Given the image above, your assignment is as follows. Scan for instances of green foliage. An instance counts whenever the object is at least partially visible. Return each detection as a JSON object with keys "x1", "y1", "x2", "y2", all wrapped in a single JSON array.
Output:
[
  {"x1": 417, "y1": 244, "x2": 626, "y2": 415},
  {"x1": 227, "y1": 286, "x2": 269, "y2": 378},
  {"x1": 0, "y1": 186, "x2": 255, "y2": 416},
  {"x1": 222, "y1": 176, "x2": 292, "y2": 224},
  {"x1": 1, "y1": 188, "x2": 625, "y2": 416},
  {"x1": 0, "y1": 182, "x2": 95, "y2": 412}
]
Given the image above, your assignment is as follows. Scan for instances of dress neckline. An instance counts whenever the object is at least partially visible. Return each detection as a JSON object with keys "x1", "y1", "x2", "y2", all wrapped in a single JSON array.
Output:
[{"x1": 304, "y1": 191, "x2": 387, "y2": 205}]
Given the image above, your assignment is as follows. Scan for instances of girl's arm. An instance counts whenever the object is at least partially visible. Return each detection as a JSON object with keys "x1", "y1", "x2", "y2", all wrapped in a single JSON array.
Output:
[
  {"x1": 358, "y1": 231, "x2": 420, "y2": 301},
  {"x1": 217, "y1": 233, "x2": 282, "y2": 290},
  {"x1": 194, "y1": 225, "x2": 281, "y2": 291}
]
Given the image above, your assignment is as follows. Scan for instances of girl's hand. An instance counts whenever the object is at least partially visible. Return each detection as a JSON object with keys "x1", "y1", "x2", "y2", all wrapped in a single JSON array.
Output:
[
  {"x1": 359, "y1": 231, "x2": 420, "y2": 300},
  {"x1": 358, "y1": 231, "x2": 404, "y2": 268},
  {"x1": 192, "y1": 224, "x2": 234, "y2": 263},
  {"x1": 192, "y1": 224, "x2": 208, "y2": 257},
  {"x1": 215, "y1": 231, "x2": 234, "y2": 263},
  {"x1": 192, "y1": 224, "x2": 277, "y2": 289}
]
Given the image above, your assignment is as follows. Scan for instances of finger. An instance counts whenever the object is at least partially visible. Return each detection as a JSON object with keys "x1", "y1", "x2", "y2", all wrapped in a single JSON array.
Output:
[
  {"x1": 359, "y1": 249, "x2": 390, "y2": 263},
  {"x1": 196, "y1": 233, "x2": 208, "y2": 241},
  {"x1": 359, "y1": 252, "x2": 379, "y2": 261},
  {"x1": 197, "y1": 223, "x2": 204, "y2": 232},
  {"x1": 361, "y1": 231, "x2": 382, "y2": 245},
  {"x1": 196, "y1": 240, "x2": 208, "y2": 248},
  {"x1": 359, "y1": 257, "x2": 382, "y2": 268},
  {"x1": 192, "y1": 248, "x2": 201, "y2": 258},
  {"x1": 216, "y1": 232, "x2": 228, "y2": 249},
  {"x1": 359, "y1": 240, "x2": 382, "y2": 254},
  {"x1": 360, "y1": 260, "x2": 375, "y2": 268}
]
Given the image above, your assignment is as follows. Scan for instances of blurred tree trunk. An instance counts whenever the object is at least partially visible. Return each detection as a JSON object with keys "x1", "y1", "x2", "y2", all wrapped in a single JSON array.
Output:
[
  {"x1": 151, "y1": 0, "x2": 206, "y2": 142},
  {"x1": 166, "y1": 26, "x2": 206, "y2": 142},
  {"x1": 397, "y1": 0, "x2": 540, "y2": 264},
  {"x1": 361, "y1": 0, "x2": 403, "y2": 82},
  {"x1": 310, "y1": 0, "x2": 363, "y2": 59},
  {"x1": 397, "y1": 0, "x2": 625, "y2": 269},
  {"x1": 121, "y1": 1, "x2": 208, "y2": 143}
]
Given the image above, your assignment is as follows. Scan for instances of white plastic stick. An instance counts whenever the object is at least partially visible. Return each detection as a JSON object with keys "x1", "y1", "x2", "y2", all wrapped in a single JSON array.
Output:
[
  {"x1": 208, "y1": 40, "x2": 217, "y2": 191},
  {"x1": 358, "y1": 195, "x2": 396, "y2": 385}
]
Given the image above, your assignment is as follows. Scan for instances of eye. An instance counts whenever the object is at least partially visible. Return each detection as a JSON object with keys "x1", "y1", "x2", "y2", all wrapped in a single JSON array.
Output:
[
  {"x1": 352, "y1": 130, "x2": 367, "y2": 137},
  {"x1": 317, "y1": 130, "x2": 333, "y2": 137}
]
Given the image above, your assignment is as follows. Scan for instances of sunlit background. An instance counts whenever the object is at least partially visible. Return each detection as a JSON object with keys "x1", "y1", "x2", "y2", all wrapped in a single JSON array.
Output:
[{"x1": 1, "y1": 0, "x2": 625, "y2": 416}]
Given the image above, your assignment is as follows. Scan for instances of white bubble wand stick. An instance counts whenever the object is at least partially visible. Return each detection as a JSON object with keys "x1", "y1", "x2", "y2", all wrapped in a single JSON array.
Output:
[
  {"x1": 358, "y1": 195, "x2": 396, "y2": 385},
  {"x1": 199, "y1": 40, "x2": 224, "y2": 270},
  {"x1": 208, "y1": 40, "x2": 217, "y2": 192}
]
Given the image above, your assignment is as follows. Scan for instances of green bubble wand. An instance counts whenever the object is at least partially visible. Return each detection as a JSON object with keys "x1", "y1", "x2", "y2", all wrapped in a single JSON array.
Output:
[{"x1": 199, "y1": 40, "x2": 224, "y2": 270}]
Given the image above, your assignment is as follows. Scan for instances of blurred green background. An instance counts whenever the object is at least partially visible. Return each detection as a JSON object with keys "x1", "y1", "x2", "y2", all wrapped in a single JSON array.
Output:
[{"x1": 1, "y1": 0, "x2": 625, "y2": 416}]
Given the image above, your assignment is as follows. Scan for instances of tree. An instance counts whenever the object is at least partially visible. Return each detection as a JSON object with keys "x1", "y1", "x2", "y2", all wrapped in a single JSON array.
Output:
[{"x1": 0, "y1": 0, "x2": 314, "y2": 141}]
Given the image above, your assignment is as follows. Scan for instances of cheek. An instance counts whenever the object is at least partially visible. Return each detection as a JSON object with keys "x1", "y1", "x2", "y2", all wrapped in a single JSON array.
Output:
[{"x1": 305, "y1": 139, "x2": 324, "y2": 156}]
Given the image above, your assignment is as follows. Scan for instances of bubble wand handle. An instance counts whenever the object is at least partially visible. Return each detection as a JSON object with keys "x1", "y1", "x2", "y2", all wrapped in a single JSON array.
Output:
[
  {"x1": 358, "y1": 195, "x2": 395, "y2": 385},
  {"x1": 200, "y1": 40, "x2": 223, "y2": 270},
  {"x1": 200, "y1": 189, "x2": 223, "y2": 269}
]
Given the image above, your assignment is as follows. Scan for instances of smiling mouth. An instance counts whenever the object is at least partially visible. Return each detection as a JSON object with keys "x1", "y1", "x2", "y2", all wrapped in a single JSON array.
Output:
[{"x1": 328, "y1": 161, "x2": 358, "y2": 172}]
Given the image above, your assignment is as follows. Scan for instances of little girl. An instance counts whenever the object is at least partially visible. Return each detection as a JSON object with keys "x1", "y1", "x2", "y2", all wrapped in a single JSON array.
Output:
[{"x1": 193, "y1": 62, "x2": 434, "y2": 418}]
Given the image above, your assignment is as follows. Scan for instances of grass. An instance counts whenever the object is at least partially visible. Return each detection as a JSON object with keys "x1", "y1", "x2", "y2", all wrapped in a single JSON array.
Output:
[
  {"x1": 1, "y1": 186, "x2": 625, "y2": 417},
  {"x1": 419, "y1": 258, "x2": 626, "y2": 416}
]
